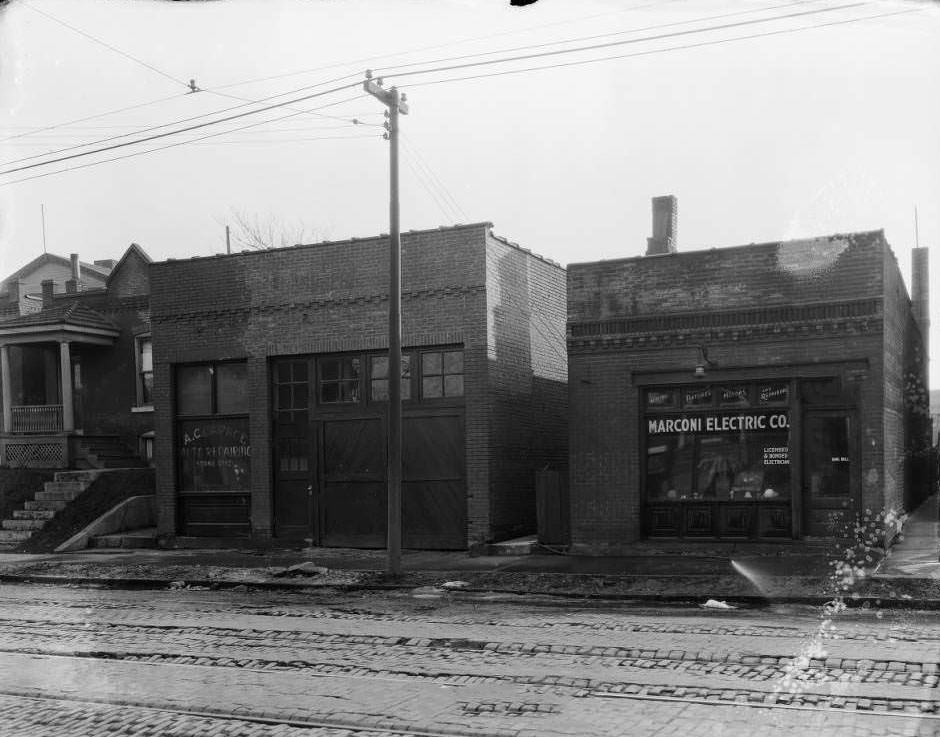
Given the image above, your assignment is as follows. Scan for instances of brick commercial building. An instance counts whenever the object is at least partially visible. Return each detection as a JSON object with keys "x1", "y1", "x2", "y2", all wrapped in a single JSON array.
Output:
[
  {"x1": 150, "y1": 223, "x2": 567, "y2": 549},
  {"x1": 567, "y1": 197, "x2": 931, "y2": 552},
  {"x1": 0, "y1": 245, "x2": 153, "y2": 469}
]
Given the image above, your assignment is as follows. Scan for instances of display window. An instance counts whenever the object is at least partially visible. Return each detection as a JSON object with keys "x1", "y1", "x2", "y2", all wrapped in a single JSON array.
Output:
[{"x1": 644, "y1": 381, "x2": 794, "y2": 539}]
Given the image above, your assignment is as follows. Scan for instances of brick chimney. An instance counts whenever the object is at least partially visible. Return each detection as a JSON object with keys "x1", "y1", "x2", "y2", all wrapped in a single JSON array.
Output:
[
  {"x1": 912, "y1": 246, "x2": 929, "y2": 360},
  {"x1": 645, "y1": 195, "x2": 677, "y2": 256},
  {"x1": 41, "y1": 279, "x2": 56, "y2": 307}
]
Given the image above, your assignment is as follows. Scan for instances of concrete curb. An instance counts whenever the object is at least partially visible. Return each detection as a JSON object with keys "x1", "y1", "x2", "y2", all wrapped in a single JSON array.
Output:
[{"x1": 3, "y1": 571, "x2": 940, "y2": 609}]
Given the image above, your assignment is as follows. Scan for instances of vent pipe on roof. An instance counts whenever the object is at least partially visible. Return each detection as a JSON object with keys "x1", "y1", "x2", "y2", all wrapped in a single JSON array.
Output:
[
  {"x1": 70, "y1": 253, "x2": 81, "y2": 282},
  {"x1": 645, "y1": 195, "x2": 678, "y2": 256}
]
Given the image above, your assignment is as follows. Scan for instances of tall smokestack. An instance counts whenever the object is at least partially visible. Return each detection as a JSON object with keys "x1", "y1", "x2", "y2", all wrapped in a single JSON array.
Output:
[
  {"x1": 912, "y1": 246, "x2": 929, "y2": 369},
  {"x1": 645, "y1": 195, "x2": 677, "y2": 256}
]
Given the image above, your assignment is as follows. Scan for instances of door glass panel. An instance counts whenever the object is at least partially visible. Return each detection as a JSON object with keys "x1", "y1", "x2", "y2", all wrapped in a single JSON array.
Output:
[{"x1": 805, "y1": 415, "x2": 852, "y2": 497}]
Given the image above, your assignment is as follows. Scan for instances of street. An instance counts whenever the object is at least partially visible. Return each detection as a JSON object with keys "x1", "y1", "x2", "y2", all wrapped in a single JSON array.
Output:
[{"x1": 0, "y1": 582, "x2": 936, "y2": 736}]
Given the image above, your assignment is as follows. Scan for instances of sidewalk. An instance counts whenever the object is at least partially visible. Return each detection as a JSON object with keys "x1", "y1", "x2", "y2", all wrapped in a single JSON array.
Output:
[{"x1": 0, "y1": 496, "x2": 936, "y2": 608}]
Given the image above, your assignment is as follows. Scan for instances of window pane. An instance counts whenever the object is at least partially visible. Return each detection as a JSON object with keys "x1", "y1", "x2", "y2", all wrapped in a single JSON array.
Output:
[
  {"x1": 142, "y1": 372, "x2": 154, "y2": 404},
  {"x1": 178, "y1": 418, "x2": 250, "y2": 491},
  {"x1": 805, "y1": 415, "x2": 851, "y2": 497},
  {"x1": 277, "y1": 385, "x2": 292, "y2": 410},
  {"x1": 647, "y1": 435, "x2": 694, "y2": 500},
  {"x1": 293, "y1": 361, "x2": 308, "y2": 382},
  {"x1": 443, "y1": 350, "x2": 463, "y2": 374},
  {"x1": 216, "y1": 363, "x2": 248, "y2": 414},
  {"x1": 139, "y1": 339, "x2": 153, "y2": 372},
  {"x1": 177, "y1": 365, "x2": 212, "y2": 415},
  {"x1": 758, "y1": 382, "x2": 789, "y2": 405},
  {"x1": 320, "y1": 358, "x2": 340, "y2": 381},
  {"x1": 684, "y1": 387, "x2": 712, "y2": 407},
  {"x1": 320, "y1": 382, "x2": 340, "y2": 404},
  {"x1": 341, "y1": 380, "x2": 360, "y2": 403},
  {"x1": 720, "y1": 385, "x2": 750, "y2": 406},
  {"x1": 346, "y1": 357, "x2": 361, "y2": 380},
  {"x1": 371, "y1": 355, "x2": 388, "y2": 380},
  {"x1": 423, "y1": 376, "x2": 443, "y2": 398},
  {"x1": 444, "y1": 374, "x2": 464, "y2": 397},
  {"x1": 276, "y1": 362, "x2": 292, "y2": 383},
  {"x1": 422, "y1": 352, "x2": 442, "y2": 376},
  {"x1": 293, "y1": 383, "x2": 308, "y2": 409},
  {"x1": 371, "y1": 378, "x2": 389, "y2": 401}
]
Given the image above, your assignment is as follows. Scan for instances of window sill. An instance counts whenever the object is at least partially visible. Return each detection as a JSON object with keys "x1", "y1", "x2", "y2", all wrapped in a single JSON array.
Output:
[{"x1": 131, "y1": 405, "x2": 154, "y2": 414}]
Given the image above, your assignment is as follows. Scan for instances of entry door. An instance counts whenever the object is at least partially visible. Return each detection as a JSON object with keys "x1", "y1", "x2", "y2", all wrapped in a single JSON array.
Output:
[
  {"x1": 802, "y1": 411, "x2": 857, "y2": 536},
  {"x1": 273, "y1": 431, "x2": 314, "y2": 539}
]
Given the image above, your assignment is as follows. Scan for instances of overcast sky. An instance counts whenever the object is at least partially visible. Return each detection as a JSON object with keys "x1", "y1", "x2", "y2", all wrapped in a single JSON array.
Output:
[{"x1": 1, "y1": 0, "x2": 938, "y2": 383}]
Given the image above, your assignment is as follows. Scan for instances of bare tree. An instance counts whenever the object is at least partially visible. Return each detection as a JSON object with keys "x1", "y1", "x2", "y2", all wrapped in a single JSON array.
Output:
[{"x1": 220, "y1": 209, "x2": 326, "y2": 251}]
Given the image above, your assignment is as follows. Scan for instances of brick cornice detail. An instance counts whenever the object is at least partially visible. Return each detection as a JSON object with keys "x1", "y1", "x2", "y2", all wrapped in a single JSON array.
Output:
[
  {"x1": 568, "y1": 299, "x2": 882, "y2": 353},
  {"x1": 152, "y1": 284, "x2": 485, "y2": 324}
]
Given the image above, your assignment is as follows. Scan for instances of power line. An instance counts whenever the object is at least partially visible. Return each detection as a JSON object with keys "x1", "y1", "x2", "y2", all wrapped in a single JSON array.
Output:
[
  {"x1": 0, "y1": 80, "x2": 364, "y2": 176},
  {"x1": 378, "y1": 1, "x2": 868, "y2": 82},
  {"x1": 0, "y1": 95, "x2": 378, "y2": 188},
  {"x1": 20, "y1": 1, "x2": 191, "y2": 90},
  {"x1": 401, "y1": 134, "x2": 470, "y2": 223},
  {"x1": 399, "y1": 6, "x2": 921, "y2": 89},
  {"x1": 0, "y1": 93, "x2": 187, "y2": 144},
  {"x1": 0, "y1": 0, "x2": 857, "y2": 170},
  {"x1": 373, "y1": 0, "x2": 822, "y2": 74},
  {"x1": 0, "y1": 72, "x2": 364, "y2": 168},
  {"x1": 208, "y1": 0, "x2": 691, "y2": 93}
]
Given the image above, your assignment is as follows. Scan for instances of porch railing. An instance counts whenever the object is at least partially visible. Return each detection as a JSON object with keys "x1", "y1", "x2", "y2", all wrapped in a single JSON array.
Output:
[{"x1": 10, "y1": 405, "x2": 64, "y2": 433}]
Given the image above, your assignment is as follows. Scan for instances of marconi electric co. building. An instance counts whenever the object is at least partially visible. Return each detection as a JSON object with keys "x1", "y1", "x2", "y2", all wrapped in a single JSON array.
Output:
[{"x1": 566, "y1": 197, "x2": 931, "y2": 550}]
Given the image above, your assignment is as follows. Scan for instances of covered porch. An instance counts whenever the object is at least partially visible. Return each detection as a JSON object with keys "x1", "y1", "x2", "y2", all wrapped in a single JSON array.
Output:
[{"x1": 0, "y1": 304, "x2": 119, "y2": 468}]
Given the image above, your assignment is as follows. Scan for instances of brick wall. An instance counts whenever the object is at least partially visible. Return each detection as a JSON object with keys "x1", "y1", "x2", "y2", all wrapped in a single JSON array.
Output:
[
  {"x1": 151, "y1": 224, "x2": 567, "y2": 545},
  {"x1": 567, "y1": 230, "x2": 893, "y2": 553},
  {"x1": 569, "y1": 231, "x2": 885, "y2": 323},
  {"x1": 882, "y1": 246, "x2": 932, "y2": 515},
  {"x1": 484, "y1": 234, "x2": 567, "y2": 541}
]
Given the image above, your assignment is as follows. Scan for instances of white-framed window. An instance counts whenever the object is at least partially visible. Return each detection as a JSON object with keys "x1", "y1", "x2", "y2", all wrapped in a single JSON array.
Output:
[{"x1": 136, "y1": 335, "x2": 153, "y2": 407}]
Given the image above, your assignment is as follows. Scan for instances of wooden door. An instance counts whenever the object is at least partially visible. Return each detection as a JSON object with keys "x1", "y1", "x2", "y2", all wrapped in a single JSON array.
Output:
[
  {"x1": 402, "y1": 412, "x2": 466, "y2": 549},
  {"x1": 318, "y1": 417, "x2": 386, "y2": 547},
  {"x1": 802, "y1": 411, "x2": 858, "y2": 536}
]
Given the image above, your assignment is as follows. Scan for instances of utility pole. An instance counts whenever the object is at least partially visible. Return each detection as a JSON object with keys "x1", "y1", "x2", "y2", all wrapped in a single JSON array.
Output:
[{"x1": 364, "y1": 70, "x2": 409, "y2": 577}]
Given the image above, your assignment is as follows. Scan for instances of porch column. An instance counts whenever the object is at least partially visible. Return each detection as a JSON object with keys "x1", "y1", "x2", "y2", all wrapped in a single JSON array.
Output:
[
  {"x1": 59, "y1": 340, "x2": 74, "y2": 432},
  {"x1": 0, "y1": 345, "x2": 11, "y2": 433}
]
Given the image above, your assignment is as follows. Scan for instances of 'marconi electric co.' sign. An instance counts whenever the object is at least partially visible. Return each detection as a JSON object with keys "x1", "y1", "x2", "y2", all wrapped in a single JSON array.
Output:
[{"x1": 647, "y1": 412, "x2": 790, "y2": 435}]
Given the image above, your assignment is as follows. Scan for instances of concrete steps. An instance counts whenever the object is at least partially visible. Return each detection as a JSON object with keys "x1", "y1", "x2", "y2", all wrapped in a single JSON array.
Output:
[{"x1": 0, "y1": 472, "x2": 95, "y2": 550}]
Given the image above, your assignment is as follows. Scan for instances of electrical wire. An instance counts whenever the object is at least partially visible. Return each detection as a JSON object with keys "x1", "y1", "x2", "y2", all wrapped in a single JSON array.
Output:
[
  {"x1": 208, "y1": 0, "x2": 692, "y2": 93},
  {"x1": 0, "y1": 72, "x2": 365, "y2": 168},
  {"x1": 0, "y1": 95, "x2": 378, "y2": 188},
  {"x1": 377, "y1": 1, "x2": 868, "y2": 81},
  {"x1": 372, "y1": 0, "x2": 823, "y2": 73},
  {"x1": 2, "y1": 3, "x2": 923, "y2": 185},
  {"x1": 0, "y1": 80, "x2": 365, "y2": 177},
  {"x1": 0, "y1": 93, "x2": 187, "y2": 144},
  {"x1": 20, "y1": 1, "x2": 191, "y2": 90},
  {"x1": 398, "y1": 6, "x2": 920, "y2": 89},
  {"x1": 401, "y1": 134, "x2": 470, "y2": 224}
]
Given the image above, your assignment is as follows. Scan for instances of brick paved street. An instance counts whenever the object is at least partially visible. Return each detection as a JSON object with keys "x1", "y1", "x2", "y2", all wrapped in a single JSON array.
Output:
[{"x1": 0, "y1": 582, "x2": 936, "y2": 736}]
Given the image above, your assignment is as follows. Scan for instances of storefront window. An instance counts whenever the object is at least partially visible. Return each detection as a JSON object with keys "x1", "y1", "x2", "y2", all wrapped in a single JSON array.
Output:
[
  {"x1": 178, "y1": 418, "x2": 250, "y2": 491},
  {"x1": 175, "y1": 361, "x2": 250, "y2": 493},
  {"x1": 646, "y1": 384, "x2": 793, "y2": 506}
]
